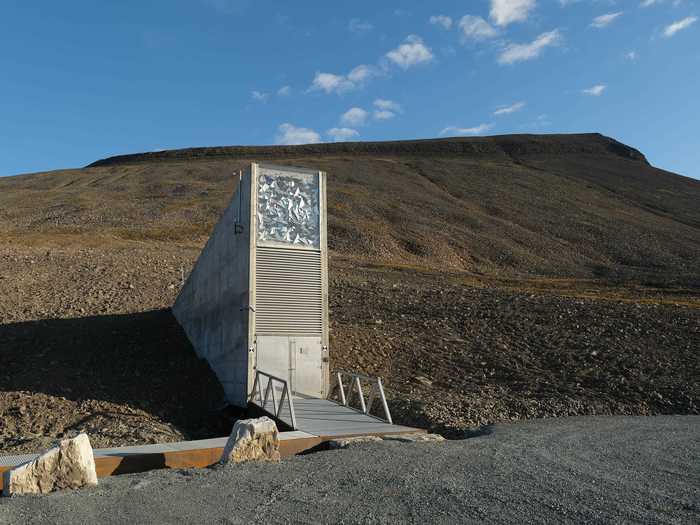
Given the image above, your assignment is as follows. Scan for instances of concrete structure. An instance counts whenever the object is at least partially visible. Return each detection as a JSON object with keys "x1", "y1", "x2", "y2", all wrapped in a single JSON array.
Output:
[{"x1": 173, "y1": 163, "x2": 329, "y2": 407}]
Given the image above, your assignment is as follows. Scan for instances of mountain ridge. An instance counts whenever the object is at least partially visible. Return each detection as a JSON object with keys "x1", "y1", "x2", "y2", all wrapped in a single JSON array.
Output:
[
  {"x1": 87, "y1": 133, "x2": 649, "y2": 168},
  {"x1": 1, "y1": 132, "x2": 698, "y2": 286}
]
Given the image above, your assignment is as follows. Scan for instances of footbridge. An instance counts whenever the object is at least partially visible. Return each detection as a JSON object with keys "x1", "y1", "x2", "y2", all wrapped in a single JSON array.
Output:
[
  {"x1": 0, "y1": 371, "x2": 420, "y2": 492},
  {"x1": 248, "y1": 370, "x2": 417, "y2": 438}
]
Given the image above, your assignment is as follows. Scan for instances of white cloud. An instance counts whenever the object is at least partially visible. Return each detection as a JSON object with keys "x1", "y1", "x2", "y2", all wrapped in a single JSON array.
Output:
[
  {"x1": 309, "y1": 64, "x2": 377, "y2": 95},
  {"x1": 340, "y1": 107, "x2": 369, "y2": 126},
  {"x1": 373, "y1": 110, "x2": 395, "y2": 120},
  {"x1": 640, "y1": 0, "x2": 660, "y2": 7},
  {"x1": 251, "y1": 90, "x2": 269, "y2": 102},
  {"x1": 459, "y1": 15, "x2": 498, "y2": 41},
  {"x1": 277, "y1": 85, "x2": 291, "y2": 96},
  {"x1": 374, "y1": 99, "x2": 402, "y2": 112},
  {"x1": 440, "y1": 123, "x2": 493, "y2": 136},
  {"x1": 591, "y1": 12, "x2": 623, "y2": 29},
  {"x1": 498, "y1": 29, "x2": 562, "y2": 65},
  {"x1": 310, "y1": 72, "x2": 353, "y2": 94},
  {"x1": 275, "y1": 123, "x2": 321, "y2": 145},
  {"x1": 372, "y1": 99, "x2": 402, "y2": 120},
  {"x1": 347, "y1": 64, "x2": 377, "y2": 83},
  {"x1": 663, "y1": 16, "x2": 697, "y2": 37},
  {"x1": 385, "y1": 35, "x2": 434, "y2": 69},
  {"x1": 327, "y1": 127, "x2": 359, "y2": 141},
  {"x1": 490, "y1": 0, "x2": 536, "y2": 27},
  {"x1": 582, "y1": 84, "x2": 606, "y2": 96},
  {"x1": 625, "y1": 50, "x2": 638, "y2": 60},
  {"x1": 349, "y1": 18, "x2": 373, "y2": 33},
  {"x1": 429, "y1": 15, "x2": 453, "y2": 30},
  {"x1": 494, "y1": 101, "x2": 526, "y2": 115}
]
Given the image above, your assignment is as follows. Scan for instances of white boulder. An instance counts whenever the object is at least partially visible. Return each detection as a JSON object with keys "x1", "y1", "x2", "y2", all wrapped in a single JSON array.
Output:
[
  {"x1": 220, "y1": 417, "x2": 280, "y2": 464},
  {"x1": 327, "y1": 436, "x2": 383, "y2": 449},
  {"x1": 3, "y1": 433, "x2": 98, "y2": 496},
  {"x1": 383, "y1": 432, "x2": 446, "y2": 443}
]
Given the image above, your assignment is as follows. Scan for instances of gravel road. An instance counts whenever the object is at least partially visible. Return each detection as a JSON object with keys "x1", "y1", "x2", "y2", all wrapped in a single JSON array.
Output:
[{"x1": 1, "y1": 415, "x2": 698, "y2": 524}]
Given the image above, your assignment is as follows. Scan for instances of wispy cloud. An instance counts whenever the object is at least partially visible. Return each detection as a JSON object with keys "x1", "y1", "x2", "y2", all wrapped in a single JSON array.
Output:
[
  {"x1": 440, "y1": 123, "x2": 493, "y2": 136},
  {"x1": 309, "y1": 64, "x2": 378, "y2": 95},
  {"x1": 251, "y1": 90, "x2": 269, "y2": 102},
  {"x1": 349, "y1": 18, "x2": 373, "y2": 34},
  {"x1": 494, "y1": 101, "x2": 526, "y2": 115},
  {"x1": 327, "y1": 127, "x2": 359, "y2": 141},
  {"x1": 385, "y1": 35, "x2": 434, "y2": 69},
  {"x1": 490, "y1": 0, "x2": 536, "y2": 27},
  {"x1": 277, "y1": 85, "x2": 291, "y2": 96},
  {"x1": 429, "y1": 15, "x2": 453, "y2": 30},
  {"x1": 373, "y1": 99, "x2": 402, "y2": 120},
  {"x1": 459, "y1": 15, "x2": 498, "y2": 41},
  {"x1": 640, "y1": 0, "x2": 661, "y2": 7},
  {"x1": 591, "y1": 12, "x2": 623, "y2": 29},
  {"x1": 663, "y1": 16, "x2": 697, "y2": 38},
  {"x1": 340, "y1": 107, "x2": 369, "y2": 126},
  {"x1": 582, "y1": 84, "x2": 606, "y2": 96},
  {"x1": 625, "y1": 51, "x2": 638, "y2": 61},
  {"x1": 275, "y1": 123, "x2": 321, "y2": 145},
  {"x1": 498, "y1": 29, "x2": 563, "y2": 65}
]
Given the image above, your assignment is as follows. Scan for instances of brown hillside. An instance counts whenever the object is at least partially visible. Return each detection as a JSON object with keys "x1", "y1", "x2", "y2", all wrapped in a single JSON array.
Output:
[
  {"x1": 1, "y1": 133, "x2": 699, "y2": 453},
  {"x1": 2, "y1": 133, "x2": 699, "y2": 285}
]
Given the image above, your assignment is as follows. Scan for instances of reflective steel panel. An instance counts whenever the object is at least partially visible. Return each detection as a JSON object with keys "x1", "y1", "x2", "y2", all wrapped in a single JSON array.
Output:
[{"x1": 256, "y1": 167, "x2": 320, "y2": 248}]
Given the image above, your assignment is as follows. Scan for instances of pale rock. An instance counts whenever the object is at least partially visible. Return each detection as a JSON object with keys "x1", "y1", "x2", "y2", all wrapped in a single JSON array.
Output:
[
  {"x1": 383, "y1": 432, "x2": 446, "y2": 443},
  {"x1": 3, "y1": 433, "x2": 98, "y2": 496},
  {"x1": 327, "y1": 436, "x2": 383, "y2": 449},
  {"x1": 220, "y1": 417, "x2": 280, "y2": 464}
]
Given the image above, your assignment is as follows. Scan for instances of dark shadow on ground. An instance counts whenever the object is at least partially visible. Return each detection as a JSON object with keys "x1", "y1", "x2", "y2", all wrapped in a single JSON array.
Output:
[{"x1": 0, "y1": 308, "x2": 230, "y2": 439}]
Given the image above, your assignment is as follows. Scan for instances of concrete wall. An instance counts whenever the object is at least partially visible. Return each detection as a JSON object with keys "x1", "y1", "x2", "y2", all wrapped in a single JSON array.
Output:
[{"x1": 172, "y1": 168, "x2": 253, "y2": 406}]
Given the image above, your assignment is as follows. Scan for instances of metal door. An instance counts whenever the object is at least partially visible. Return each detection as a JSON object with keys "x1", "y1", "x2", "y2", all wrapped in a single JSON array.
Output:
[
  {"x1": 256, "y1": 335, "x2": 323, "y2": 397},
  {"x1": 256, "y1": 335, "x2": 292, "y2": 386},
  {"x1": 291, "y1": 336, "x2": 323, "y2": 397}
]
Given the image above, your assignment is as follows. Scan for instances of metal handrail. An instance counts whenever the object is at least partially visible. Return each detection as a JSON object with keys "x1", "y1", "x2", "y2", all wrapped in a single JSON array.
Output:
[
  {"x1": 330, "y1": 370, "x2": 393, "y2": 424},
  {"x1": 249, "y1": 370, "x2": 297, "y2": 430}
]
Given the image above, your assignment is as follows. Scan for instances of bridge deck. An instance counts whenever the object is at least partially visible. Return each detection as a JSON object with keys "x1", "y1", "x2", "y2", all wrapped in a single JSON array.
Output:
[
  {"x1": 1, "y1": 396, "x2": 420, "y2": 491},
  {"x1": 289, "y1": 397, "x2": 416, "y2": 437}
]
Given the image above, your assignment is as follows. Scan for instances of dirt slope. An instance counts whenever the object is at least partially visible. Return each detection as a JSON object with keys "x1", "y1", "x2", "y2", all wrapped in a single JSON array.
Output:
[
  {"x1": 2, "y1": 133, "x2": 699, "y2": 284},
  {"x1": 0, "y1": 133, "x2": 698, "y2": 454}
]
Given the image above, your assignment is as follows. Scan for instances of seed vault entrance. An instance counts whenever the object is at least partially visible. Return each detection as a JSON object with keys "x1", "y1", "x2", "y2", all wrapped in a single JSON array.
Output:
[{"x1": 173, "y1": 163, "x2": 329, "y2": 408}]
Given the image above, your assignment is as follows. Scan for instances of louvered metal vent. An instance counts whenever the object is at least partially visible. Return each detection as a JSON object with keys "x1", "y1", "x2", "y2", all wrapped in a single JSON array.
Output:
[{"x1": 255, "y1": 246, "x2": 323, "y2": 335}]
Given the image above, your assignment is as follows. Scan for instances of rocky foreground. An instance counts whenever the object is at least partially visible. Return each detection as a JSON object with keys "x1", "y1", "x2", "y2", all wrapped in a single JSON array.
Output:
[
  {"x1": 1, "y1": 242, "x2": 698, "y2": 453},
  {"x1": 1, "y1": 416, "x2": 697, "y2": 524}
]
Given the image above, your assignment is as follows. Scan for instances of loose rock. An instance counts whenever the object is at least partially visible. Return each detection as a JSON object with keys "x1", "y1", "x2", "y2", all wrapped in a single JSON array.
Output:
[
  {"x1": 3, "y1": 433, "x2": 98, "y2": 496},
  {"x1": 220, "y1": 417, "x2": 280, "y2": 464}
]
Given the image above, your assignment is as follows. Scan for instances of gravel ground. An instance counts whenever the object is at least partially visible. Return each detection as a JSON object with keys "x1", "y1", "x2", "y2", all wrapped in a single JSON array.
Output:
[
  {"x1": 1, "y1": 243, "x2": 698, "y2": 454},
  {"x1": 1, "y1": 416, "x2": 698, "y2": 524}
]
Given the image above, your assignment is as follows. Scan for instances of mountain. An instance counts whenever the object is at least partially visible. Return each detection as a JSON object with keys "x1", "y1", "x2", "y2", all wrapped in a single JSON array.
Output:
[
  {"x1": 2, "y1": 133, "x2": 698, "y2": 286},
  {"x1": 1, "y1": 133, "x2": 698, "y2": 454}
]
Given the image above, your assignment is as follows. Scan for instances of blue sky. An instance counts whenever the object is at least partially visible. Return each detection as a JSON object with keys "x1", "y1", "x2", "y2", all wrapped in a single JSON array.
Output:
[{"x1": 1, "y1": 1, "x2": 698, "y2": 178}]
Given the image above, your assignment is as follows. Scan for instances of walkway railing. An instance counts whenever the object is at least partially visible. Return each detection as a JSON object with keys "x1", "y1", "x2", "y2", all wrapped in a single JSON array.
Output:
[
  {"x1": 329, "y1": 370, "x2": 393, "y2": 424},
  {"x1": 249, "y1": 370, "x2": 297, "y2": 430}
]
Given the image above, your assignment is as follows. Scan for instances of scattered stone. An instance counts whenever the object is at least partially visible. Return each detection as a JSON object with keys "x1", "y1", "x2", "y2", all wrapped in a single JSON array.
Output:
[
  {"x1": 220, "y1": 417, "x2": 280, "y2": 464},
  {"x1": 2, "y1": 433, "x2": 98, "y2": 496},
  {"x1": 327, "y1": 436, "x2": 383, "y2": 449},
  {"x1": 382, "y1": 432, "x2": 445, "y2": 443},
  {"x1": 413, "y1": 376, "x2": 433, "y2": 386}
]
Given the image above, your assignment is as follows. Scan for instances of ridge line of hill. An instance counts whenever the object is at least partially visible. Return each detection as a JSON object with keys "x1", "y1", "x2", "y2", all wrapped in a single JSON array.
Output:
[{"x1": 87, "y1": 133, "x2": 648, "y2": 168}]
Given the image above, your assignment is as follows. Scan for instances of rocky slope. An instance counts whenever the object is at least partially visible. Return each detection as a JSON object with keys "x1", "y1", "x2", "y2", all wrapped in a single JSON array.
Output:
[{"x1": 0, "y1": 134, "x2": 698, "y2": 453}]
